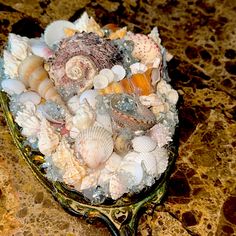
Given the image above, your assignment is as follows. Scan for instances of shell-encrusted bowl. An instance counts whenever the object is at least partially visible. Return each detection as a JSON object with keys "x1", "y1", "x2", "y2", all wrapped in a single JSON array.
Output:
[{"x1": 0, "y1": 13, "x2": 179, "y2": 236}]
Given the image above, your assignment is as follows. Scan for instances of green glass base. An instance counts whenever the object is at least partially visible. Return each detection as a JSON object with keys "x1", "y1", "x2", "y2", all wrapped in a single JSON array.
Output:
[{"x1": 0, "y1": 91, "x2": 178, "y2": 236}]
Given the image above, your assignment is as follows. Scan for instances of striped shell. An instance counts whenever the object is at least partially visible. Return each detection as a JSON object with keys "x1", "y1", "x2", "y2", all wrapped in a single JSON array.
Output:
[
  {"x1": 75, "y1": 126, "x2": 114, "y2": 169},
  {"x1": 46, "y1": 32, "x2": 123, "y2": 100},
  {"x1": 18, "y1": 55, "x2": 64, "y2": 105},
  {"x1": 131, "y1": 135, "x2": 157, "y2": 153},
  {"x1": 108, "y1": 93, "x2": 156, "y2": 131}
]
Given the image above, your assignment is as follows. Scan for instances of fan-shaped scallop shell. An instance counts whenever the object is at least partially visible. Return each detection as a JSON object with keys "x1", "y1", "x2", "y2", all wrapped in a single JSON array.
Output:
[
  {"x1": 132, "y1": 135, "x2": 157, "y2": 153},
  {"x1": 108, "y1": 93, "x2": 156, "y2": 131},
  {"x1": 125, "y1": 32, "x2": 162, "y2": 65},
  {"x1": 75, "y1": 126, "x2": 114, "y2": 169},
  {"x1": 18, "y1": 55, "x2": 64, "y2": 105},
  {"x1": 46, "y1": 32, "x2": 123, "y2": 100}
]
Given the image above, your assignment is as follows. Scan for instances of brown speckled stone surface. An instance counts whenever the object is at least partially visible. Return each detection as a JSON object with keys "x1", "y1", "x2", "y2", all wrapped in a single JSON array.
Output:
[{"x1": 0, "y1": 0, "x2": 236, "y2": 235}]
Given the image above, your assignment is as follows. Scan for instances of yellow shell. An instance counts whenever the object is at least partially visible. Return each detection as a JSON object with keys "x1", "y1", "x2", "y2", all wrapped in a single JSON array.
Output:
[{"x1": 18, "y1": 55, "x2": 63, "y2": 104}]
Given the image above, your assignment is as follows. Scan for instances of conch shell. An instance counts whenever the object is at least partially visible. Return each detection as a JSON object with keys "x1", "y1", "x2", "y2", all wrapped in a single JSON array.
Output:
[{"x1": 18, "y1": 55, "x2": 64, "y2": 105}]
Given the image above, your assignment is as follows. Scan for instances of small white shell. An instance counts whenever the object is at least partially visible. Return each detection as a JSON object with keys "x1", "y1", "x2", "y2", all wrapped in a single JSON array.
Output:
[
  {"x1": 136, "y1": 152, "x2": 157, "y2": 176},
  {"x1": 118, "y1": 160, "x2": 143, "y2": 187},
  {"x1": 67, "y1": 95, "x2": 80, "y2": 114},
  {"x1": 15, "y1": 102, "x2": 40, "y2": 137},
  {"x1": 156, "y1": 79, "x2": 172, "y2": 95},
  {"x1": 79, "y1": 89, "x2": 98, "y2": 109},
  {"x1": 44, "y1": 20, "x2": 76, "y2": 48},
  {"x1": 99, "y1": 68, "x2": 115, "y2": 83},
  {"x1": 75, "y1": 126, "x2": 114, "y2": 169},
  {"x1": 30, "y1": 39, "x2": 53, "y2": 59},
  {"x1": 139, "y1": 93, "x2": 163, "y2": 107},
  {"x1": 130, "y1": 62, "x2": 147, "y2": 74},
  {"x1": 104, "y1": 152, "x2": 122, "y2": 172},
  {"x1": 93, "y1": 74, "x2": 109, "y2": 89},
  {"x1": 8, "y1": 33, "x2": 29, "y2": 61},
  {"x1": 95, "y1": 111, "x2": 112, "y2": 132},
  {"x1": 3, "y1": 50, "x2": 21, "y2": 79},
  {"x1": 132, "y1": 136, "x2": 157, "y2": 153},
  {"x1": 111, "y1": 65, "x2": 126, "y2": 81},
  {"x1": 1, "y1": 79, "x2": 26, "y2": 95},
  {"x1": 19, "y1": 91, "x2": 41, "y2": 105},
  {"x1": 109, "y1": 175, "x2": 128, "y2": 200},
  {"x1": 37, "y1": 118, "x2": 60, "y2": 156},
  {"x1": 151, "y1": 147, "x2": 169, "y2": 175},
  {"x1": 167, "y1": 89, "x2": 179, "y2": 104}
]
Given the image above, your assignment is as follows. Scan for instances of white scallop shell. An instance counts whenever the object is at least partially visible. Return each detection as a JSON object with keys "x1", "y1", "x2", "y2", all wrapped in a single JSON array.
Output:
[
  {"x1": 15, "y1": 102, "x2": 40, "y2": 137},
  {"x1": 123, "y1": 151, "x2": 139, "y2": 162},
  {"x1": 3, "y1": 50, "x2": 21, "y2": 79},
  {"x1": 99, "y1": 68, "x2": 115, "y2": 83},
  {"x1": 8, "y1": 33, "x2": 29, "y2": 61},
  {"x1": 109, "y1": 175, "x2": 128, "y2": 200},
  {"x1": 37, "y1": 118, "x2": 60, "y2": 156},
  {"x1": 104, "y1": 152, "x2": 122, "y2": 172},
  {"x1": 118, "y1": 160, "x2": 143, "y2": 187},
  {"x1": 1, "y1": 79, "x2": 26, "y2": 95},
  {"x1": 131, "y1": 135, "x2": 157, "y2": 153},
  {"x1": 75, "y1": 126, "x2": 114, "y2": 169},
  {"x1": 151, "y1": 147, "x2": 169, "y2": 175},
  {"x1": 130, "y1": 62, "x2": 147, "y2": 74},
  {"x1": 79, "y1": 89, "x2": 98, "y2": 109},
  {"x1": 93, "y1": 74, "x2": 109, "y2": 89},
  {"x1": 136, "y1": 152, "x2": 157, "y2": 176},
  {"x1": 44, "y1": 20, "x2": 76, "y2": 48},
  {"x1": 111, "y1": 65, "x2": 126, "y2": 81},
  {"x1": 19, "y1": 91, "x2": 41, "y2": 105},
  {"x1": 95, "y1": 111, "x2": 112, "y2": 132}
]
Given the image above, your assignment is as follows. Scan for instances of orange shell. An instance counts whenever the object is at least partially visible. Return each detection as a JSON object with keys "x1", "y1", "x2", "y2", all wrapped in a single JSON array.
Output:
[
  {"x1": 99, "y1": 69, "x2": 154, "y2": 96},
  {"x1": 103, "y1": 23, "x2": 120, "y2": 32}
]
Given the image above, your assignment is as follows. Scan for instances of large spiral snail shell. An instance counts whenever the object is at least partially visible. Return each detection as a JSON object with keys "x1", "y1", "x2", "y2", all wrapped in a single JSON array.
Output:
[
  {"x1": 46, "y1": 32, "x2": 123, "y2": 101},
  {"x1": 18, "y1": 55, "x2": 64, "y2": 105}
]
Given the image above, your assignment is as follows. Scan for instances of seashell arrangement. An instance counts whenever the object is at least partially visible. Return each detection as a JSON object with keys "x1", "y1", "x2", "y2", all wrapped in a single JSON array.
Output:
[{"x1": 0, "y1": 12, "x2": 178, "y2": 203}]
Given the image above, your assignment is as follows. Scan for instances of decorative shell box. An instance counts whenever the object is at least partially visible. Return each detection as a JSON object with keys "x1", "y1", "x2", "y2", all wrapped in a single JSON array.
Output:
[{"x1": 0, "y1": 12, "x2": 178, "y2": 204}]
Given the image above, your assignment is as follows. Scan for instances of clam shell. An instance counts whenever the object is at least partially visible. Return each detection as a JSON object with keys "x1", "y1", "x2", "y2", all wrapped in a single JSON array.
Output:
[
  {"x1": 75, "y1": 126, "x2": 114, "y2": 169},
  {"x1": 109, "y1": 175, "x2": 128, "y2": 200},
  {"x1": 99, "y1": 69, "x2": 115, "y2": 83},
  {"x1": 104, "y1": 152, "x2": 122, "y2": 172},
  {"x1": 19, "y1": 91, "x2": 41, "y2": 105},
  {"x1": 118, "y1": 160, "x2": 143, "y2": 187},
  {"x1": 44, "y1": 20, "x2": 76, "y2": 48},
  {"x1": 67, "y1": 95, "x2": 80, "y2": 114},
  {"x1": 1, "y1": 79, "x2": 26, "y2": 95},
  {"x1": 95, "y1": 111, "x2": 112, "y2": 132},
  {"x1": 136, "y1": 152, "x2": 157, "y2": 176},
  {"x1": 130, "y1": 62, "x2": 147, "y2": 74},
  {"x1": 79, "y1": 89, "x2": 98, "y2": 109},
  {"x1": 30, "y1": 39, "x2": 53, "y2": 59},
  {"x1": 132, "y1": 135, "x2": 157, "y2": 153}
]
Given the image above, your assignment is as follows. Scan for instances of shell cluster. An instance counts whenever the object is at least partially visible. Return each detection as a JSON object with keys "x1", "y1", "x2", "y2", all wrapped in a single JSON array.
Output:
[{"x1": 1, "y1": 12, "x2": 178, "y2": 204}]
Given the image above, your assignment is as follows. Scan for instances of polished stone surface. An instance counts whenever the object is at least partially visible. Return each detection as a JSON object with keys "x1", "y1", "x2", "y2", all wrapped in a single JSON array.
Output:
[{"x1": 0, "y1": 0, "x2": 236, "y2": 235}]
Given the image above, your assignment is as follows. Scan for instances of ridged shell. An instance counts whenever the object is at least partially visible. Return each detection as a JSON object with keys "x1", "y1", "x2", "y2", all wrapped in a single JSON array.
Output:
[
  {"x1": 109, "y1": 175, "x2": 128, "y2": 200},
  {"x1": 80, "y1": 171, "x2": 100, "y2": 190},
  {"x1": 104, "y1": 152, "x2": 122, "y2": 172},
  {"x1": 19, "y1": 91, "x2": 41, "y2": 105},
  {"x1": 118, "y1": 160, "x2": 144, "y2": 187},
  {"x1": 75, "y1": 126, "x2": 114, "y2": 169},
  {"x1": 151, "y1": 147, "x2": 169, "y2": 175},
  {"x1": 132, "y1": 135, "x2": 157, "y2": 153},
  {"x1": 1, "y1": 79, "x2": 26, "y2": 95},
  {"x1": 44, "y1": 20, "x2": 77, "y2": 48},
  {"x1": 136, "y1": 152, "x2": 157, "y2": 176},
  {"x1": 18, "y1": 55, "x2": 64, "y2": 105},
  {"x1": 46, "y1": 32, "x2": 122, "y2": 100},
  {"x1": 15, "y1": 102, "x2": 40, "y2": 137},
  {"x1": 125, "y1": 32, "x2": 162, "y2": 65},
  {"x1": 37, "y1": 118, "x2": 60, "y2": 156}
]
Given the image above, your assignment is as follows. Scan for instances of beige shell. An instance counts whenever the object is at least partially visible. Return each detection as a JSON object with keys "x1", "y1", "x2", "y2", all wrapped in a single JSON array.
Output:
[
  {"x1": 131, "y1": 135, "x2": 157, "y2": 153},
  {"x1": 151, "y1": 147, "x2": 169, "y2": 175},
  {"x1": 19, "y1": 91, "x2": 41, "y2": 105},
  {"x1": 75, "y1": 126, "x2": 114, "y2": 169},
  {"x1": 18, "y1": 55, "x2": 64, "y2": 105},
  {"x1": 109, "y1": 175, "x2": 128, "y2": 200},
  {"x1": 113, "y1": 133, "x2": 133, "y2": 156},
  {"x1": 1, "y1": 79, "x2": 26, "y2": 96},
  {"x1": 136, "y1": 152, "x2": 157, "y2": 176},
  {"x1": 80, "y1": 171, "x2": 101, "y2": 190},
  {"x1": 37, "y1": 118, "x2": 60, "y2": 156},
  {"x1": 104, "y1": 152, "x2": 122, "y2": 172}
]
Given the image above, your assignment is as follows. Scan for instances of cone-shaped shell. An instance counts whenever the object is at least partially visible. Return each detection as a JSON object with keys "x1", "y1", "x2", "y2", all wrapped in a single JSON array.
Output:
[{"x1": 75, "y1": 126, "x2": 114, "y2": 169}]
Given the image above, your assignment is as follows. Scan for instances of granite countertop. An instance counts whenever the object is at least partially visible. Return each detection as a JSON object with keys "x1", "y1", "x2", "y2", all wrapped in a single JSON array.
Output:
[{"x1": 0, "y1": 0, "x2": 235, "y2": 235}]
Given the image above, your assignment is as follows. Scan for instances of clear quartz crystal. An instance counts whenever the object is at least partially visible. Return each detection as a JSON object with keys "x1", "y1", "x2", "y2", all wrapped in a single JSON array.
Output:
[{"x1": 82, "y1": 186, "x2": 106, "y2": 205}]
